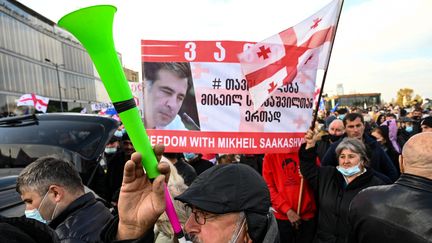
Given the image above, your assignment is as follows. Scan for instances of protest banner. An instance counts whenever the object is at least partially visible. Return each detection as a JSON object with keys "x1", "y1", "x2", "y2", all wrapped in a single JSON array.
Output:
[{"x1": 141, "y1": 40, "x2": 318, "y2": 154}]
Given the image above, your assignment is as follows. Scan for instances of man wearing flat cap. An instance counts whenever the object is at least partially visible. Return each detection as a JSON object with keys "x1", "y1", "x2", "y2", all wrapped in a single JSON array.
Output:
[{"x1": 176, "y1": 163, "x2": 279, "y2": 243}]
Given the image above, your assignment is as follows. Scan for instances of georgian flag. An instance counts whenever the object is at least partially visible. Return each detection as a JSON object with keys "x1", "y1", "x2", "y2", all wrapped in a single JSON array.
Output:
[
  {"x1": 17, "y1": 93, "x2": 50, "y2": 113},
  {"x1": 239, "y1": 0, "x2": 341, "y2": 110}
]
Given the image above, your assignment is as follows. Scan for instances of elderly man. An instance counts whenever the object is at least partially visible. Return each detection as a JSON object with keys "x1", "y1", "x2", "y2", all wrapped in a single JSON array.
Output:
[
  {"x1": 321, "y1": 113, "x2": 398, "y2": 182},
  {"x1": 348, "y1": 132, "x2": 432, "y2": 243},
  {"x1": 176, "y1": 163, "x2": 279, "y2": 243},
  {"x1": 316, "y1": 119, "x2": 345, "y2": 160}
]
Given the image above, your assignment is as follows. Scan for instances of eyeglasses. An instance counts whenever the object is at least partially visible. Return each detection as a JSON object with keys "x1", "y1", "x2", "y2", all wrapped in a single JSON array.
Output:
[{"x1": 185, "y1": 205, "x2": 219, "y2": 225}]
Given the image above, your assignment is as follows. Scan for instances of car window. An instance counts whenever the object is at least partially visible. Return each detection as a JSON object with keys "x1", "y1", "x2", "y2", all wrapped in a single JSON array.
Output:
[
  {"x1": 0, "y1": 120, "x2": 105, "y2": 159},
  {"x1": 0, "y1": 144, "x2": 73, "y2": 168}
]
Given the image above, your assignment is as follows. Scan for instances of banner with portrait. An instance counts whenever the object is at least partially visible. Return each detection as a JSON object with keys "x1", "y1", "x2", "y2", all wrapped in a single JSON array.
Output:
[{"x1": 141, "y1": 40, "x2": 318, "y2": 154}]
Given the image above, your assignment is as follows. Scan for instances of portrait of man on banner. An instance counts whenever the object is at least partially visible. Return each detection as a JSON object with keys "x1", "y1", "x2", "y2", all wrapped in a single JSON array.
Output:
[{"x1": 142, "y1": 62, "x2": 200, "y2": 131}]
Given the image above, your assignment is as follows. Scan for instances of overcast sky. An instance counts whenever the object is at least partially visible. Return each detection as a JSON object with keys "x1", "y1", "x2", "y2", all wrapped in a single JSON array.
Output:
[{"x1": 19, "y1": 0, "x2": 432, "y2": 102}]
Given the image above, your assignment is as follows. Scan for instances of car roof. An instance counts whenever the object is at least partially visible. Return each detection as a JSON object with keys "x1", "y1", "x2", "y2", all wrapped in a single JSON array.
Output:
[{"x1": 0, "y1": 113, "x2": 119, "y2": 160}]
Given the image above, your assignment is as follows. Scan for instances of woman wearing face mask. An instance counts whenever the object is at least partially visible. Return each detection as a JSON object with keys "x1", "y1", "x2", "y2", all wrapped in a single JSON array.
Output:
[
  {"x1": 298, "y1": 130, "x2": 385, "y2": 243},
  {"x1": 371, "y1": 126, "x2": 400, "y2": 173}
]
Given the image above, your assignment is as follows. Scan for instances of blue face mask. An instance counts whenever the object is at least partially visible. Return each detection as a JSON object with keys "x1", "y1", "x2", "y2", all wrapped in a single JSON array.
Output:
[
  {"x1": 338, "y1": 114, "x2": 346, "y2": 120},
  {"x1": 25, "y1": 208, "x2": 47, "y2": 224},
  {"x1": 114, "y1": 130, "x2": 123, "y2": 138},
  {"x1": 405, "y1": 126, "x2": 413, "y2": 133},
  {"x1": 184, "y1": 153, "x2": 197, "y2": 161},
  {"x1": 336, "y1": 164, "x2": 362, "y2": 177},
  {"x1": 24, "y1": 190, "x2": 50, "y2": 224}
]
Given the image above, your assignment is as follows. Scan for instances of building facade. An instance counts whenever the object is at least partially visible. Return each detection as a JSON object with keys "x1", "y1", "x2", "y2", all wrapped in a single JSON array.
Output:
[
  {"x1": 326, "y1": 93, "x2": 381, "y2": 109},
  {"x1": 0, "y1": 0, "x2": 112, "y2": 116},
  {"x1": 123, "y1": 67, "x2": 139, "y2": 82}
]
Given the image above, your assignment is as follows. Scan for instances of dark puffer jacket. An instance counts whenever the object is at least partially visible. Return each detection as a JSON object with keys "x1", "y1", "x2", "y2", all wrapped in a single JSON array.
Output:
[
  {"x1": 49, "y1": 192, "x2": 113, "y2": 243},
  {"x1": 299, "y1": 144, "x2": 384, "y2": 243}
]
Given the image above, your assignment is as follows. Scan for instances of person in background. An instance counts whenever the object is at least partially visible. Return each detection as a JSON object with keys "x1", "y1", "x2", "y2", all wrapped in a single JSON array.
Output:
[
  {"x1": 397, "y1": 117, "x2": 416, "y2": 148},
  {"x1": 106, "y1": 132, "x2": 135, "y2": 205},
  {"x1": 240, "y1": 154, "x2": 264, "y2": 175},
  {"x1": 410, "y1": 108, "x2": 423, "y2": 134},
  {"x1": 217, "y1": 153, "x2": 240, "y2": 165},
  {"x1": 382, "y1": 114, "x2": 401, "y2": 154},
  {"x1": 348, "y1": 133, "x2": 432, "y2": 243},
  {"x1": 183, "y1": 153, "x2": 214, "y2": 175},
  {"x1": 316, "y1": 119, "x2": 345, "y2": 160},
  {"x1": 322, "y1": 113, "x2": 398, "y2": 182},
  {"x1": 16, "y1": 157, "x2": 113, "y2": 243},
  {"x1": 300, "y1": 132, "x2": 385, "y2": 243},
  {"x1": 375, "y1": 113, "x2": 386, "y2": 128},
  {"x1": 263, "y1": 152, "x2": 316, "y2": 243},
  {"x1": 163, "y1": 153, "x2": 197, "y2": 186},
  {"x1": 371, "y1": 126, "x2": 400, "y2": 172},
  {"x1": 420, "y1": 116, "x2": 432, "y2": 132},
  {"x1": 121, "y1": 132, "x2": 135, "y2": 160}
]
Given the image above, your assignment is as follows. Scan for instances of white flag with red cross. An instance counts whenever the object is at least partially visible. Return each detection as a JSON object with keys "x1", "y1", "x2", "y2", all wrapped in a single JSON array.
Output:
[
  {"x1": 239, "y1": 0, "x2": 341, "y2": 110},
  {"x1": 17, "y1": 93, "x2": 50, "y2": 113}
]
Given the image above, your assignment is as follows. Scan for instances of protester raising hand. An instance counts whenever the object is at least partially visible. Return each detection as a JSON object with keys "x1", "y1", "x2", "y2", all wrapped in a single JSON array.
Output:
[
  {"x1": 305, "y1": 126, "x2": 321, "y2": 149},
  {"x1": 116, "y1": 145, "x2": 170, "y2": 240}
]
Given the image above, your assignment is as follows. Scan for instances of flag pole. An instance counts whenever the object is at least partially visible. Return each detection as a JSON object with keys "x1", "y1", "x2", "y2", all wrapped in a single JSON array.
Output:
[
  {"x1": 310, "y1": 0, "x2": 345, "y2": 130},
  {"x1": 299, "y1": 0, "x2": 345, "y2": 217}
]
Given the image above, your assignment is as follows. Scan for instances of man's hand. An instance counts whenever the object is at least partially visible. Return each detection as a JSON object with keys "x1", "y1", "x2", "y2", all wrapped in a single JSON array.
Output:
[
  {"x1": 116, "y1": 144, "x2": 170, "y2": 240},
  {"x1": 287, "y1": 209, "x2": 302, "y2": 229}
]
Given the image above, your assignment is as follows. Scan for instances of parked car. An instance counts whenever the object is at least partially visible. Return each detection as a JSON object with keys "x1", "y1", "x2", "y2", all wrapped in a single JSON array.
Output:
[{"x1": 0, "y1": 113, "x2": 119, "y2": 217}]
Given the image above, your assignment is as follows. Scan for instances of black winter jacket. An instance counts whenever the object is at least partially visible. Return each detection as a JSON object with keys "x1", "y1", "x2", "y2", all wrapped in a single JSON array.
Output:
[
  {"x1": 49, "y1": 192, "x2": 113, "y2": 243},
  {"x1": 321, "y1": 134, "x2": 398, "y2": 182},
  {"x1": 299, "y1": 144, "x2": 384, "y2": 243},
  {"x1": 348, "y1": 174, "x2": 432, "y2": 243}
]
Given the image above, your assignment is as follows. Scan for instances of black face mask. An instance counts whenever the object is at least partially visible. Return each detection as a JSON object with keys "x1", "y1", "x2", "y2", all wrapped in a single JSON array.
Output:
[
  {"x1": 329, "y1": 134, "x2": 342, "y2": 142},
  {"x1": 412, "y1": 116, "x2": 421, "y2": 120}
]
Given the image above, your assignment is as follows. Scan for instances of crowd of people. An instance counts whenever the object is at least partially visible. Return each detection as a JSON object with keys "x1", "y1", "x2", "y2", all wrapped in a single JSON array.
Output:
[{"x1": 2, "y1": 103, "x2": 432, "y2": 243}]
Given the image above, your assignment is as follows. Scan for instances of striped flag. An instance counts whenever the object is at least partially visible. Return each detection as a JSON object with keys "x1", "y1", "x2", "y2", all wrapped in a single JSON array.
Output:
[{"x1": 239, "y1": 0, "x2": 341, "y2": 110}]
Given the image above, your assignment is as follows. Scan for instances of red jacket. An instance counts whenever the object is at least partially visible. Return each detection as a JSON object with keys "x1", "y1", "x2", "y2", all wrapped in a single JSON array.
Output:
[{"x1": 263, "y1": 152, "x2": 317, "y2": 220}]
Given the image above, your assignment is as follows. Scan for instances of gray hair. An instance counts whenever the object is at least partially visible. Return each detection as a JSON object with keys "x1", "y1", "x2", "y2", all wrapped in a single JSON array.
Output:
[
  {"x1": 335, "y1": 137, "x2": 369, "y2": 166},
  {"x1": 229, "y1": 211, "x2": 246, "y2": 243},
  {"x1": 16, "y1": 156, "x2": 84, "y2": 196}
]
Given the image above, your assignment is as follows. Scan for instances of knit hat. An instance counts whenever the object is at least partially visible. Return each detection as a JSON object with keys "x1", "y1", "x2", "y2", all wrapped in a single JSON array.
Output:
[
  {"x1": 176, "y1": 163, "x2": 271, "y2": 242},
  {"x1": 421, "y1": 116, "x2": 432, "y2": 128}
]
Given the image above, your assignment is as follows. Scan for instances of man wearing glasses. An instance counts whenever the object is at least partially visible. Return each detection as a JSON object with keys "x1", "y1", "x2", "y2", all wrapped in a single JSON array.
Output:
[{"x1": 176, "y1": 163, "x2": 280, "y2": 243}]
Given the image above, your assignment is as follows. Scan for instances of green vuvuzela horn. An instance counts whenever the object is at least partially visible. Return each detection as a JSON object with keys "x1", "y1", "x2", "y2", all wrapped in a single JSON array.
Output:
[{"x1": 58, "y1": 6, "x2": 159, "y2": 178}]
